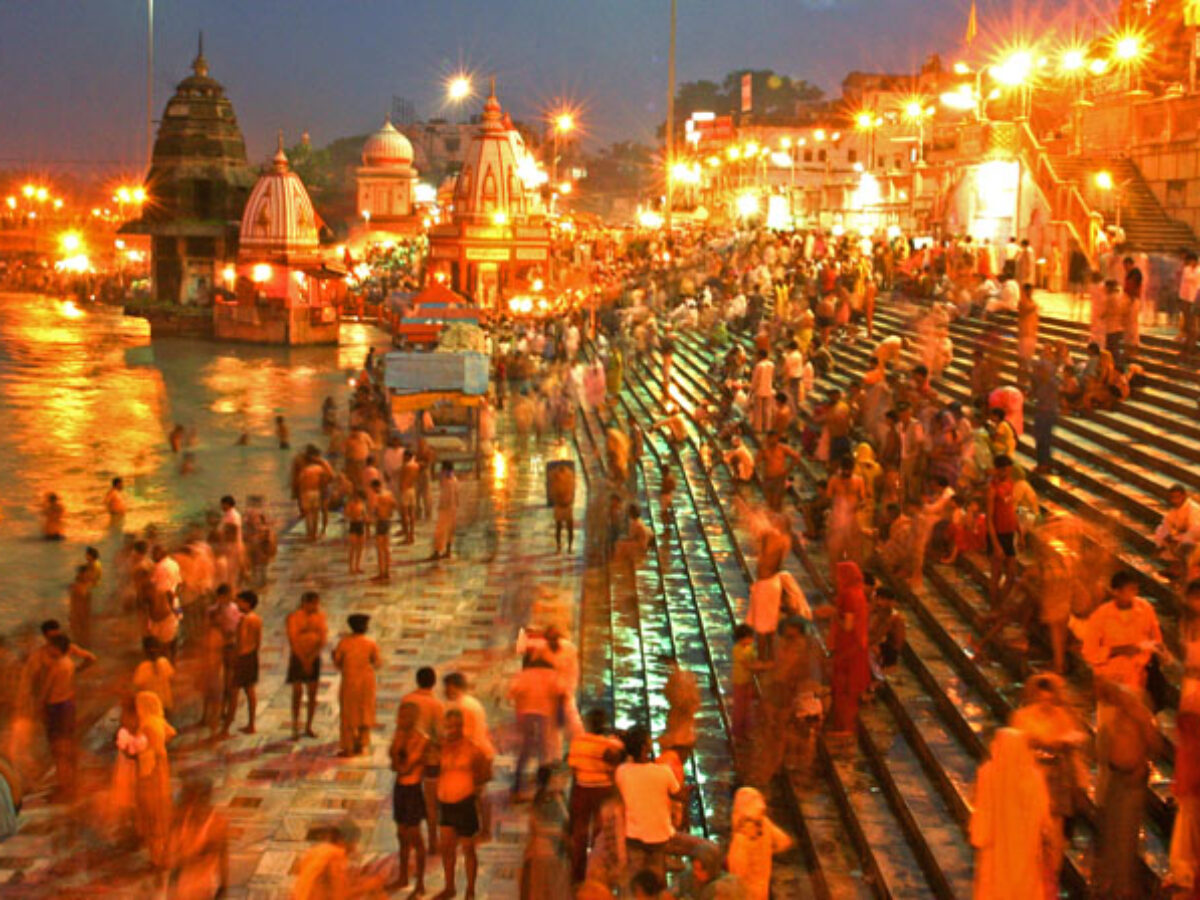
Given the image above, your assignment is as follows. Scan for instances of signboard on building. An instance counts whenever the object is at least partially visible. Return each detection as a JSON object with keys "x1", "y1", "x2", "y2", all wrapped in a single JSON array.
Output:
[
  {"x1": 1187, "y1": 0, "x2": 1200, "y2": 26},
  {"x1": 464, "y1": 247, "x2": 510, "y2": 262},
  {"x1": 514, "y1": 247, "x2": 548, "y2": 261},
  {"x1": 694, "y1": 115, "x2": 734, "y2": 144}
]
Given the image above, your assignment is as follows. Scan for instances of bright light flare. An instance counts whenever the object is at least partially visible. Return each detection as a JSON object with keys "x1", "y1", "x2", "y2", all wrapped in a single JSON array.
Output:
[
  {"x1": 736, "y1": 193, "x2": 760, "y2": 218},
  {"x1": 637, "y1": 209, "x2": 664, "y2": 229},
  {"x1": 554, "y1": 112, "x2": 575, "y2": 133},
  {"x1": 59, "y1": 232, "x2": 82, "y2": 253},
  {"x1": 992, "y1": 49, "x2": 1034, "y2": 87},
  {"x1": 1095, "y1": 170, "x2": 1114, "y2": 190},
  {"x1": 447, "y1": 74, "x2": 473, "y2": 101},
  {"x1": 1060, "y1": 48, "x2": 1087, "y2": 73},
  {"x1": 1089, "y1": 58, "x2": 1110, "y2": 75},
  {"x1": 1114, "y1": 31, "x2": 1145, "y2": 63},
  {"x1": 252, "y1": 263, "x2": 273, "y2": 283},
  {"x1": 491, "y1": 210, "x2": 509, "y2": 226},
  {"x1": 21, "y1": 185, "x2": 35, "y2": 199}
]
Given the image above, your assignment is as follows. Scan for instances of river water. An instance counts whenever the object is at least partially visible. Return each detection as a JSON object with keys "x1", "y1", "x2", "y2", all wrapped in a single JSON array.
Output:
[{"x1": 0, "y1": 292, "x2": 379, "y2": 633}]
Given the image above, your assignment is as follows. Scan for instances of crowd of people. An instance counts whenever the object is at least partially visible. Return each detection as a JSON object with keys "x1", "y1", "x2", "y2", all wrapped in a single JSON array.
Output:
[{"x1": 2, "y1": 220, "x2": 1200, "y2": 899}]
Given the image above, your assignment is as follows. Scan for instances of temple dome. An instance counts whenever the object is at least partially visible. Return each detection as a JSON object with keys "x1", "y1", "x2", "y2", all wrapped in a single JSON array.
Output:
[
  {"x1": 238, "y1": 135, "x2": 320, "y2": 261},
  {"x1": 362, "y1": 118, "x2": 414, "y2": 167}
]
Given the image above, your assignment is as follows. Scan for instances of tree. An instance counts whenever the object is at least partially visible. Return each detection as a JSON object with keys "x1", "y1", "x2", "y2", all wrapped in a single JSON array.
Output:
[{"x1": 720, "y1": 70, "x2": 823, "y2": 118}]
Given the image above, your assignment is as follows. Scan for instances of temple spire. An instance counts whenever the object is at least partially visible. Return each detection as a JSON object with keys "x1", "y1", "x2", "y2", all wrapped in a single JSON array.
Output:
[
  {"x1": 273, "y1": 129, "x2": 288, "y2": 170},
  {"x1": 192, "y1": 30, "x2": 209, "y2": 77}
]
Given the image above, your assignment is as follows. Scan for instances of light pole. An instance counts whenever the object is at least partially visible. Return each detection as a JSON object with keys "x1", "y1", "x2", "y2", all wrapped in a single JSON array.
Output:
[
  {"x1": 855, "y1": 112, "x2": 882, "y2": 171},
  {"x1": 446, "y1": 73, "x2": 474, "y2": 124},
  {"x1": 664, "y1": 0, "x2": 677, "y2": 235},
  {"x1": 146, "y1": 0, "x2": 154, "y2": 172},
  {"x1": 549, "y1": 112, "x2": 574, "y2": 214}
]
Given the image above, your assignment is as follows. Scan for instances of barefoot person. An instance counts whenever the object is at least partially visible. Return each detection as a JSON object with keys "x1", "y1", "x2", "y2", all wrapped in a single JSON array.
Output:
[
  {"x1": 435, "y1": 709, "x2": 492, "y2": 900},
  {"x1": 332, "y1": 614, "x2": 380, "y2": 757},
  {"x1": 398, "y1": 449, "x2": 420, "y2": 544},
  {"x1": 287, "y1": 591, "x2": 328, "y2": 740},
  {"x1": 370, "y1": 479, "x2": 397, "y2": 581},
  {"x1": 390, "y1": 701, "x2": 430, "y2": 897},
  {"x1": 296, "y1": 450, "x2": 333, "y2": 542},
  {"x1": 431, "y1": 462, "x2": 459, "y2": 561},
  {"x1": 223, "y1": 590, "x2": 261, "y2": 736},
  {"x1": 345, "y1": 490, "x2": 367, "y2": 575}
]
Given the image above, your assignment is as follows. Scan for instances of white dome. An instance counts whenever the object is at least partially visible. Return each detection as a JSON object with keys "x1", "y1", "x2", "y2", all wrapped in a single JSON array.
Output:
[
  {"x1": 362, "y1": 118, "x2": 413, "y2": 167},
  {"x1": 238, "y1": 139, "x2": 319, "y2": 260}
]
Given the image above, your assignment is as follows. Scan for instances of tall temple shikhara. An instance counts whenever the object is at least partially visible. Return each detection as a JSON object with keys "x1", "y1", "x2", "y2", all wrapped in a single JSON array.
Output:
[
  {"x1": 426, "y1": 79, "x2": 550, "y2": 307},
  {"x1": 127, "y1": 36, "x2": 255, "y2": 305}
]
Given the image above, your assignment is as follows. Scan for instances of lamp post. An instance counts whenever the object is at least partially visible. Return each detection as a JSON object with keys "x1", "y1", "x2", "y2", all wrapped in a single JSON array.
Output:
[
  {"x1": 665, "y1": 0, "x2": 677, "y2": 235},
  {"x1": 550, "y1": 112, "x2": 574, "y2": 215}
]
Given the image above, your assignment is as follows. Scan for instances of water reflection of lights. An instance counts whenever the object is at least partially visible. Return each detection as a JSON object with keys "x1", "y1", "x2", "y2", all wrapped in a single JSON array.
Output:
[
  {"x1": 492, "y1": 449, "x2": 508, "y2": 488},
  {"x1": 60, "y1": 300, "x2": 84, "y2": 319}
]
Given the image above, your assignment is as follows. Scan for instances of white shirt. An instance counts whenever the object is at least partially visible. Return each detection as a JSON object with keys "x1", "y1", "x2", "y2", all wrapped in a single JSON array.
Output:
[{"x1": 616, "y1": 761, "x2": 679, "y2": 843}]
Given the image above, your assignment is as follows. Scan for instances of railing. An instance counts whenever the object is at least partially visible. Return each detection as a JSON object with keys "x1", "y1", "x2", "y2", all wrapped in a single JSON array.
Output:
[{"x1": 1015, "y1": 119, "x2": 1099, "y2": 261}]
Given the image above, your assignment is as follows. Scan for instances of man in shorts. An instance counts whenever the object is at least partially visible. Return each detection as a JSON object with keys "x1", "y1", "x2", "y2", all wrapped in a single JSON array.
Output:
[
  {"x1": 435, "y1": 709, "x2": 492, "y2": 900},
  {"x1": 286, "y1": 591, "x2": 328, "y2": 739},
  {"x1": 398, "y1": 450, "x2": 420, "y2": 545},
  {"x1": 370, "y1": 479, "x2": 397, "y2": 582},
  {"x1": 296, "y1": 449, "x2": 333, "y2": 542},
  {"x1": 222, "y1": 590, "x2": 261, "y2": 736}
]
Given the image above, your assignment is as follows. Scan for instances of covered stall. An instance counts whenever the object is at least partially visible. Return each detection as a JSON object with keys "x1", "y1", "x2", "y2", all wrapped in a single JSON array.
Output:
[{"x1": 384, "y1": 350, "x2": 490, "y2": 472}]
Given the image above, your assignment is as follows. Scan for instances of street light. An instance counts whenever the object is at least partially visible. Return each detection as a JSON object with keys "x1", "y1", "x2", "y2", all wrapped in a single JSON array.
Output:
[
  {"x1": 902, "y1": 99, "x2": 934, "y2": 166},
  {"x1": 854, "y1": 111, "x2": 883, "y2": 170},
  {"x1": 447, "y1": 74, "x2": 473, "y2": 102},
  {"x1": 549, "y1": 108, "x2": 576, "y2": 212}
]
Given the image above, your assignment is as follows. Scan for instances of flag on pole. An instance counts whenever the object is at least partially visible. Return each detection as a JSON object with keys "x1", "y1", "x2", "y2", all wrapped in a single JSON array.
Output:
[{"x1": 965, "y1": 0, "x2": 978, "y2": 45}]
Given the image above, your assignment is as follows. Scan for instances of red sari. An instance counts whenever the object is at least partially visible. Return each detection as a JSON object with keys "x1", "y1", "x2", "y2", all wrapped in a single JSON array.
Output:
[{"x1": 830, "y1": 561, "x2": 870, "y2": 733}]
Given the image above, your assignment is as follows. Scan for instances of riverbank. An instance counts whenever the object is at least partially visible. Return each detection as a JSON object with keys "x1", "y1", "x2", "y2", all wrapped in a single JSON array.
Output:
[{"x1": 3, "y1": 413, "x2": 587, "y2": 897}]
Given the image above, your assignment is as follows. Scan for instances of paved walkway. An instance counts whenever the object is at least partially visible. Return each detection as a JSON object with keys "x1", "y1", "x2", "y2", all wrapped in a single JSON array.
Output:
[{"x1": 3, "y1": 422, "x2": 586, "y2": 898}]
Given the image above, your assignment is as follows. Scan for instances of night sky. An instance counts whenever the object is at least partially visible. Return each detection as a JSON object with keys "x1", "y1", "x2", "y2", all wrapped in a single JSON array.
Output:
[{"x1": 0, "y1": 0, "x2": 1104, "y2": 174}]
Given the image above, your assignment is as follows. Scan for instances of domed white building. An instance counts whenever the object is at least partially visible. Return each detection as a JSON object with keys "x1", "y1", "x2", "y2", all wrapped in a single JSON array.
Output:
[
  {"x1": 354, "y1": 117, "x2": 420, "y2": 241},
  {"x1": 215, "y1": 134, "x2": 344, "y2": 344}
]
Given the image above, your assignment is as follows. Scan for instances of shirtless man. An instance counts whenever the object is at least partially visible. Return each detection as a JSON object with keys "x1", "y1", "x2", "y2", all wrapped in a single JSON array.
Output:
[
  {"x1": 42, "y1": 493, "x2": 66, "y2": 540},
  {"x1": 370, "y1": 479, "x2": 397, "y2": 582},
  {"x1": 296, "y1": 451, "x2": 334, "y2": 541},
  {"x1": 434, "y1": 709, "x2": 492, "y2": 900},
  {"x1": 104, "y1": 477, "x2": 127, "y2": 521},
  {"x1": 416, "y1": 440, "x2": 436, "y2": 522},
  {"x1": 286, "y1": 592, "x2": 328, "y2": 739},
  {"x1": 222, "y1": 590, "x2": 262, "y2": 736},
  {"x1": 39, "y1": 632, "x2": 96, "y2": 800},
  {"x1": 397, "y1": 450, "x2": 420, "y2": 544},
  {"x1": 756, "y1": 431, "x2": 802, "y2": 512},
  {"x1": 344, "y1": 428, "x2": 374, "y2": 491}
]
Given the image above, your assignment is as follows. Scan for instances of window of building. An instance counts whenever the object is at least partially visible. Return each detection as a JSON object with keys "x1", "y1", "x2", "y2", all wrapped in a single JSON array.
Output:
[
  {"x1": 848, "y1": 149, "x2": 857, "y2": 163},
  {"x1": 444, "y1": 138, "x2": 461, "y2": 153},
  {"x1": 818, "y1": 149, "x2": 827, "y2": 163},
  {"x1": 803, "y1": 149, "x2": 813, "y2": 163}
]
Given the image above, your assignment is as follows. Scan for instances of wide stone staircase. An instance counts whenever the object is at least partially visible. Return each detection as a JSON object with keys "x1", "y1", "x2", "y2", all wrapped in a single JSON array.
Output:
[{"x1": 1046, "y1": 152, "x2": 1198, "y2": 252}]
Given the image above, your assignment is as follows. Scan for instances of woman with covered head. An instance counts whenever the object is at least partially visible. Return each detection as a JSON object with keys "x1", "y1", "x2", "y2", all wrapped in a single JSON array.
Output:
[
  {"x1": 726, "y1": 786, "x2": 793, "y2": 899},
  {"x1": 332, "y1": 614, "x2": 380, "y2": 757},
  {"x1": 970, "y1": 727, "x2": 1053, "y2": 900},
  {"x1": 135, "y1": 690, "x2": 177, "y2": 867},
  {"x1": 1009, "y1": 673, "x2": 1086, "y2": 899},
  {"x1": 828, "y1": 561, "x2": 870, "y2": 737}
]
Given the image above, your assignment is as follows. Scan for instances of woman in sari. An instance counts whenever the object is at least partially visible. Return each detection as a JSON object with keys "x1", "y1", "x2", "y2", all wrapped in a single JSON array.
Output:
[
  {"x1": 135, "y1": 690, "x2": 176, "y2": 868},
  {"x1": 970, "y1": 727, "x2": 1053, "y2": 900},
  {"x1": 828, "y1": 561, "x2": 870, "y2": 737},
  {"x1": 332, "y1": 614, "x2": 380, "y2": 756}
]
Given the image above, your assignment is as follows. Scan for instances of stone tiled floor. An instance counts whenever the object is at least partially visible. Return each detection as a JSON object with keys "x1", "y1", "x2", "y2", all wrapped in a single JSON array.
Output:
[{"x1": 6, "y1": 425, "x2": 586, "y2": 897}]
